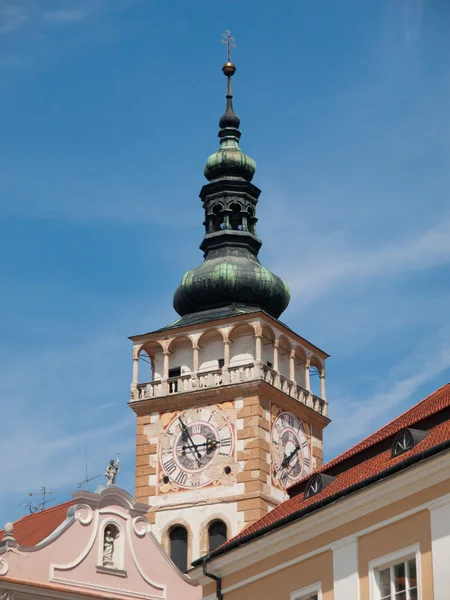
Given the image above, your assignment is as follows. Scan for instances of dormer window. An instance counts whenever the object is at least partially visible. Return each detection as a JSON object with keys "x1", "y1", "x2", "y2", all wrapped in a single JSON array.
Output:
[
  {"x1": 304, "y1": 473, "x2": 335, "y2": 500},
  {"x1": 392, "y1": 428, "x2": 428, "y2": 458}
]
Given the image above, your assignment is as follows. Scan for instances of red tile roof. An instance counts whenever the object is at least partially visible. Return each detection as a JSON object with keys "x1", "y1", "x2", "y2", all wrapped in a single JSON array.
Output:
[
  {"x1": 215, "y1": 383, "x2": 450, "y2": 555},
  {"x1": 0, "y1": 500, "x2": 74, "y2": 546},
  {"x1": 315, "y1": 383, "x2": 450, "y2": 474}
]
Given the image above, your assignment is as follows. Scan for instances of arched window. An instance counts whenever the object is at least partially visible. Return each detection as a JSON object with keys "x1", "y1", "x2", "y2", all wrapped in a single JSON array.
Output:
[
  {"x1": 169, "y1": 526, "x2": 188, "y2": 572},
  {"x1": 208, "y1": 520, "x2": 227, "y2": 553},
  {"x1": 229, "y1": 203, "x2": 242, "y2": 230},
  {"x1": 212, "y1": 205, "x2": 224, "y2": 231}
]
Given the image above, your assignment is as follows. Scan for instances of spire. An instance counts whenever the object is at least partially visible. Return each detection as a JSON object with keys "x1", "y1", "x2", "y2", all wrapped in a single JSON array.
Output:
[
  {"x1": 219, "y1": 32, "x2": 240, "y2": 130},
  {"x1": 204, "y1": 31, "x2": 255, "y2": 183},
  {"x1": 173, "y1": 34, "x2": 290, "y2": 319}
]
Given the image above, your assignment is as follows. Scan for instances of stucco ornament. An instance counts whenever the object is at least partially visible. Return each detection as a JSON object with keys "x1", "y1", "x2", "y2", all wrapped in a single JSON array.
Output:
[
  {"x1": 75, "y1": 503, "x2": 93, "y2": 525},
  {"x1": 0, "y1": 558, "x2": 8, "y2": 576},
  {"x1": 133, "y1": 516, "x2": 150, "y2": 538},
  {"x1": 2, "y1": 523, "x2": 14, "y2": 542},
  {"x1": 105, "y1": 455, "x2": 120, "y2": 485}
]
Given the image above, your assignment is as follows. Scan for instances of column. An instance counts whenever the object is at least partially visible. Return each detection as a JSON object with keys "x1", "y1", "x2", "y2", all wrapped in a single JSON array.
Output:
[
  {"x1": 429, "y1": 496, "x2": 450, "y2": 600},
  {"x1": 332, "y1": 538, "x2": 359, "y2": 600},
  {"x1": 255, "y1": 334, "x2": 262, "y2": 362},
  {"x1": 254, "y1": 333, "x2": 262, "y2": 379},
  {"x1": 289, "y1": 350, "x2": 296, "y2": 382},
  {"x1": 320, "y1": 369, "x2": 327, "y2": 400},
  {"x1": 224, "y1": 340, "x2": 230, "y2": 367},
  {"x1": 132, "y1": 357, "x2": 139, "y2": 384},
  {"x1": 304, "y1": 359, "x2": 311, "y2": 392},
  {"x1": 273, "y1": 339, "x2": 279, "y2": 372},
  {"x1": 163, "y1": 351, "x2": 170, "y2": 379},
  {"x1": 193, "y1": 344, "x2": 199, "y2": 372}
]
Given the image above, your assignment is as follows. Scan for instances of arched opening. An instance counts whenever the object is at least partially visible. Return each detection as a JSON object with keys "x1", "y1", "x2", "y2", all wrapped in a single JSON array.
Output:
[
  {"x1": 310, "y1": 355, "x2": 323, "y2": 398},
  {"x1": 229, "y1": 324, "x2": 255, "y2": 367},
  {"x1": 261, "y1": 326, "x2": 275, "y2": 369},
  {"x1": 168, "y1": 336, "x2": 194, "y2": 377},
  {"x1": 294, "y1": 346, "x2": 307, "y2": 388},
  {"x1": 229, "y1": 202, "x2": 243, "y2": 231},
  {"x1": 167, "y1": 336, "x2": 193, "y2": 393},
  {"x1": 212, "y1": 205, "x2": 224, "y2": 231},
  {"x1": 198, "y1": 329, "x2": 224, "y2": 372},
  {"x1": 139, "y1": 342, "x2": 163, "y2": 382},
  {"x1": 208, "y1": 520, "x2": 227, "y2": 553},
  {"x1": 169, "y1": 525, "x2": 188, "y2": 573},
  {"x1": 278, "y1": 335, "x2": 291, "y2": 380}
]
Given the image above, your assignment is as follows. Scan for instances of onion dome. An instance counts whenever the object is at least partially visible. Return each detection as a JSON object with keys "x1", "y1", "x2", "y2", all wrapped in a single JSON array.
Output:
[
  {"x1": 173, "y1": 248, "x2": 290, "y2": 318},
  {"x1": 173, "y1": 48, "x2": 290, "y2": 320}
]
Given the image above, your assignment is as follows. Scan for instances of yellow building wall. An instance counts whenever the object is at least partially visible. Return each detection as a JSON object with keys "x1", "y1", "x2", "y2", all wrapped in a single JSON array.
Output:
[{"x1": 358, "y1": 509, "x2": 433, "y2": 600}]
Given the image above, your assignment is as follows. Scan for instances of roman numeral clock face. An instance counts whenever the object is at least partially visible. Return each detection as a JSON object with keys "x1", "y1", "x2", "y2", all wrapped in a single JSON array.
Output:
[
  {"x1": 271, "y1": 412, "x2": 311, "y2": 489},
  {"x1": 159, "y1": 407, "x2": 234, "y2": 489}
]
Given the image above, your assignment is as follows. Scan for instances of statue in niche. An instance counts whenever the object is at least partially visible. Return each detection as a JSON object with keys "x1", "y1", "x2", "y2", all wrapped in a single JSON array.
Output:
[
  {"x1": 103, "y1": 526, "x2": 118, "y2": 567},
  {"x1": 105, "y1": 455, "x2": 120, "y2": 485}
]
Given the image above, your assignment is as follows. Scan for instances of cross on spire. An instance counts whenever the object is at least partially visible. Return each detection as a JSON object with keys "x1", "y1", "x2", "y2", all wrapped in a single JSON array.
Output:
[{"x1": 221, "y1": 29, "x2": 236, "y2": 62}]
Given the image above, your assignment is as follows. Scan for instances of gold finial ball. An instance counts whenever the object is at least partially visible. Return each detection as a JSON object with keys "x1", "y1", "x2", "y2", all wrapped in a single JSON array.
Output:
[{"x1": 222, "y1": 62, "x2": 236, "y2": 76}]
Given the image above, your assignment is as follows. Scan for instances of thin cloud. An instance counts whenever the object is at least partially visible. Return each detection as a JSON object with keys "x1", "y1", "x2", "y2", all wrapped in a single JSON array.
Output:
[
  {"x1": 327, "y1": 332, "x2": 450, "y2": 451},
  {"x1": 282, "y1": 216, "x2": 450, "y2": 309},
  {"x1": 0, "y1": 5, "x2": 29, "y2": 33},
  {"x1": 43, "y1": 9, "x2": 92, "y2": 23}
]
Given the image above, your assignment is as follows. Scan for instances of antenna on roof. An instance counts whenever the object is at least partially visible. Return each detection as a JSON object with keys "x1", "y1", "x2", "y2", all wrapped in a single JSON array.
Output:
[
  {"x1": 77, "y1": 444, "x2": 101, "y2": 491},
  {"x1": 19, "y1": 486, "x2": 55, "y2": 514}
]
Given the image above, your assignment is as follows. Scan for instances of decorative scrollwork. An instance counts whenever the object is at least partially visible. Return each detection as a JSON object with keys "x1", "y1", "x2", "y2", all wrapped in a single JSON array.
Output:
[
  {"x1": 75, "y1": 503, "x2": 93, "y2": 526},
  {"x1": 133, "y1": 516, "x2": 150, "y2": 538},
  {"x1": 0, "y1": 558, "x2": 9, "y2": 576}
]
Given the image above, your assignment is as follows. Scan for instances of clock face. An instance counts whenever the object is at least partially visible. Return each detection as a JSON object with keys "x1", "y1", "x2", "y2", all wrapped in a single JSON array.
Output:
[
  {"x1": 160, "y1": 407, "x2": 234, "y2": 489},
  {"x1": 271, "y1": 412, "x2": 310, "y2": 489}
]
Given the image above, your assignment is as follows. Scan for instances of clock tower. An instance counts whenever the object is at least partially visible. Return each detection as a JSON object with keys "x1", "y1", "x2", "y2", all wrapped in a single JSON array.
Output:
[{"x1": 128, "y1": 52, "x2": 330, "y2": 569}]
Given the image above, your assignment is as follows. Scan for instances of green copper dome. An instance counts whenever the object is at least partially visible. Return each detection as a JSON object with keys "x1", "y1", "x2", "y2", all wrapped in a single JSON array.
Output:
[
  {"x1": 204, "y1": 102, "x2": 256, "y2": 182},
  {"x1": 173, "y1": 59, "x2": 290, "y2": 320},
  {"x1": 173, "y1": 248, "x2": 290, "y2": 318},
  {"x1": 204, "y1": 146, "x2": 256, "y2": 182}
]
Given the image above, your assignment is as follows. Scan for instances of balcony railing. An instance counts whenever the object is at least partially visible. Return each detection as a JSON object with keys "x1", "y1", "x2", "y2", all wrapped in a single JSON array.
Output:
[{"x1": 131, "y1": 361, "x2": 328, "y2": 417}]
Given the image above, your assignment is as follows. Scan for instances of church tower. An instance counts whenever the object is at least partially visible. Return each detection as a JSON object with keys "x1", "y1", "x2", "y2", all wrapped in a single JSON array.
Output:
[{"x1": 129, "y1": 45, "x2": 330, "y2": 571}]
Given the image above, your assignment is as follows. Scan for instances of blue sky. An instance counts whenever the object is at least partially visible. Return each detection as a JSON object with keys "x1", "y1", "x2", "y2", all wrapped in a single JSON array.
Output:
[{"x1": 1, "y1": 0, "x2": 449, "y2": 525}]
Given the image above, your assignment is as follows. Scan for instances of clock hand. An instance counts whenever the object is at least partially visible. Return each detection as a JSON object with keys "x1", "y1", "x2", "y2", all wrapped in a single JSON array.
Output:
[
  {"x1": 178, "y1": 417, "x2": 202, "y2": 460},
  {"x1": 182, "y1": 439, "x2": 219, "y2": 452},
  {"x1": 279, "y1": 445, "x2": 300, "y2": 471}
]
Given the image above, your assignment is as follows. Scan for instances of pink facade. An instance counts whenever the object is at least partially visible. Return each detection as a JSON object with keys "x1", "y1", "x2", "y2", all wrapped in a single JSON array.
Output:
[{"x1": 0, "y1": 486, "x2": 201, "y2": 600}]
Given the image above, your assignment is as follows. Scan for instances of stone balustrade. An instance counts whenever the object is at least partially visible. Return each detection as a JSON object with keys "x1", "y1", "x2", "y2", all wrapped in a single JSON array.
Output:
[{"x1": 131, "y1": 361, "x2": 328, "y2": 417}]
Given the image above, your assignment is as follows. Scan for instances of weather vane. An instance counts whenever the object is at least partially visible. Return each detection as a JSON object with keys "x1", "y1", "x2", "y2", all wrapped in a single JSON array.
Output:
[{"x1": 221, "y1": 30, "x2": 236, "y2": 63}]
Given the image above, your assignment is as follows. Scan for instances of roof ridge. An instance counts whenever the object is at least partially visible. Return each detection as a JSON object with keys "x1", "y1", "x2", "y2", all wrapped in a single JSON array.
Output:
[
  {"x1": 321, "y1": 383, "x2": 450, "y2": 467},
  {"x1": 17, "y1": 498, "x2": 73, "y2": 522},
  {"x1": 0, "y1": 499, "x2": 74, "y2": 531},
  {"x1": 287, "y1": 383, "x2": 450, "y2": 492}
]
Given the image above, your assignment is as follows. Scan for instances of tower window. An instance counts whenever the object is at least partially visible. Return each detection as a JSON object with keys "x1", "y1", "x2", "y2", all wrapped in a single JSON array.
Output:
[
  {"x1": 229, "y1": 202, "x2": 242, "y2": 231},
  {"x1": 208, "y1": 520, "x2": 227, "y2": 553},
  {"x1": 212, "y1": 205, "x2": 224, "y2": 232},
  {"x1": 218, "y1": 358, "x2": 225, "y2": 369},
  {"x1": 169, "y1": 525, "x2": 188, "y2": 572}
]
